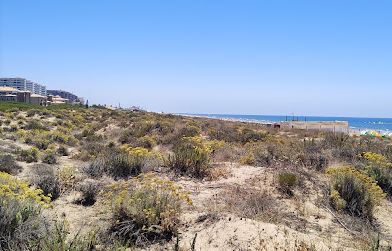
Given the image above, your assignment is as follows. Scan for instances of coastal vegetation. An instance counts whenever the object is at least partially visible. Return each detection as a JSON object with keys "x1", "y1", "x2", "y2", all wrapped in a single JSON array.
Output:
[{"x1": 0, "y1": 102, "x2": 392, "y2": 250}]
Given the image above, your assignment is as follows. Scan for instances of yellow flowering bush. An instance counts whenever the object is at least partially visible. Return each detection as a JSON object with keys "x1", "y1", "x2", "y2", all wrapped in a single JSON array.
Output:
[
  {"x1": 362, "y1": 152, "x2": 392, "y2": 196},
  {"x1": 103, "y1": 173, "x2": 192, "y2": 245},
  {"x1": 0, "y1": 172, "x2": 51, "y2": 206},
  {"x1": 326, "y1": 166, "x2": 384, "y2": 219},
  {"x1": 363, "y1": 152, "x2": 392, "y2": 168},
  {"x1": 169, "y1": 136, "x2": 212, "y2": 178}
]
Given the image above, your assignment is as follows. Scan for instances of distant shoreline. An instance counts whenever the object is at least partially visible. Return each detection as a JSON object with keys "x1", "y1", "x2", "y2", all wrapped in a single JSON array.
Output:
[{"x1": 177, "y1": 113, "x2": 392, "y2": 135}]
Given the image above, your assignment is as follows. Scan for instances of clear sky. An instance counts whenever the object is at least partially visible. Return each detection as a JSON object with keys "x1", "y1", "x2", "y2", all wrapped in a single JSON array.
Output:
[{"x1": 1, "y1": 1, "x2": 391, "y2": 117}]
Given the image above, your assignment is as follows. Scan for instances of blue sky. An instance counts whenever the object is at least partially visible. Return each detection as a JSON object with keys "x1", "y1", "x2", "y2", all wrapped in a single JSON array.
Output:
[{"x1": 1, "y1": 1, "x2": 391, "y2": 117}]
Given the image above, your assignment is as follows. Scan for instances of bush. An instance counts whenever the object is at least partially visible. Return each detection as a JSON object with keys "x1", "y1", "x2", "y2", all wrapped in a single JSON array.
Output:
[
  {"x1": 84, "y1": 148, "x2": 151, "y2": 179},
  {"x1": 363, "y1": 152, "x2": 392, "y2": 197},
  {"x1": 57, "y1": 145, "x2": 69, "y2": 156},
  {"x1": 277, "y1": 171, "x2": 298, "y2": 196},
  {"x1": 33, "y1": 138, "x2": 51, "y2": 150},
  {"x1": 0, "y1": 172, "x2": 50, "y2": 250},
  {"x1": 19, "y1": 147, "x2": 39, "y2": 163},
  {"x1": 298, "y1": 152, "x2": 329, "y2": 171},
  {"x1": 37, "y1": 219, "x2": 98, "y2": 251},
  {"x1": 239, "y1": 128, "x2": 267, "y2": 143},
  {"x1": 42, "y1": 151, "x2": 58, "y2": 164},
  {"x1": 0, "y1": 154, "x2": 22, "y2": 174},
  {"x1": 169, "y1": 136, "x2": 211, "y2": 178},
  {"x1": 24, "y1": 120, "x2": 48, "y2": 131},
  {"x1": 58, "y1": 166, "x2": 78, "y2": 194},
  {"x1": 76, "y1": 179, "x2": 101, "y2": 206},
  {"x1": 0, "y1": 197, "x2": 47, "y2": 250},
  {"x1": 136, "y1": 135, "x2": 157, "y2": 149},
  {"x1": 178, "y1": 125, "x2": 200, "y2": 137},
  {"x1": 327, "y1": 166, "x2": 384, "y2": 219},
  {"x1": 103, "y1": 173, "x2": 192, "y2": 246},
  {"x1": 31, "y1": 164, "x2": 61, "y2": 200}
]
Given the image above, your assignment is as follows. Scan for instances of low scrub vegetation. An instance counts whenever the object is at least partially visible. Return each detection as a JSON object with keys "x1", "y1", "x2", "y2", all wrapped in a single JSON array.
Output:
[
  {"x1": 30, "y1": 164, "x2": 61, "y2": 200},
  {"x1": 277, "y1": 171, "x2": 298, "y2": 196},
  {"x1": 0, "y1": 154, "x2": 22, "y2": 174},
  {"x1": 18, "y1": 147, "x2": 39, "y2": 163},
  {"x1": 0, "y1": 172, "x2": 51, "y2": 250},
  {"x1": 327, "y1": 166, "x2": 384, "y2": 220},
  {"x1": 103, "y1": 173, "x2": 192, "y2": 246},
  {"x1": 2, "y1": 103, "x2": 392, "y2": 249}
]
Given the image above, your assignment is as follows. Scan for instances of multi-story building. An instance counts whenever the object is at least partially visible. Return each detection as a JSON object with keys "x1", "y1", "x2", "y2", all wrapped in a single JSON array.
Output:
[{"x1": 0, "y1": 78, "x2": 46, "y2": 96}]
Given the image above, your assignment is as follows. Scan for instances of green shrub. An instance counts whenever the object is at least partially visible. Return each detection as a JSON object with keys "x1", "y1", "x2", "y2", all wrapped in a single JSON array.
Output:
[
  {"x1": 252, "y1": 145, "x2": 273, "y2": 166},
  {"x1": 0, "y1": 154, "x2": 22, "y2": 174},
  {"x1": 0, "y1": 196, "x2": 47, "y2": 250},
  {"x1": 31, "y1": 164, "x2": 61, "y2": 200},
  {"x1": 57, "y1": 145, "x2": 69, "y2": 156},
  {"x1": 136, "y1": 135, "x2": 156, "y2": 149},
  {"x1": 26, "y1": 109, "x2": 40, "y2": 117},
  {"x1": 169, "y1": 136, "x2": 211, "y2": 178},
  {"x1": 42, "y1": 151, "x2": 58, "y2": 165},
  {"x1": 37, "y1": 219, "x2": 98, "y2": 251},
  {"x1": 363, "y1": 152, "x2": 392, "y2": 197},
  {"x1": 24, "y1": 120, "x2": 48, "y2": 131},
  {"x1": 0, "y1": 172, "x2": 51, "y2": 250},
  {"x1": 9, "y1": 124, "x2": 18, "y2": 132},
  {"x1": 33, "y1": 138, "x2": 51, "y2": 150},
  {"x1": 178, "y1": 125, "x2": 200, "y2": 137},
  {"x1": 84, "y1": 149, "x2": 145, "y2": 179},
  {"x1": 298, "y1": 152, "x2": 329, "y2": 171},
  {"x1": 366, "y1": 165, "x2": 392, "y2": 197},
  {"x1": 76, "y1": 179, "x2": 101, "y2": 206},
  {"x1": 277, "y1": 171, "x2": 297, "y2": 196},
  {"x1": 19, "y1": 147, "x2": 39, "y2": 163},
  {"x1": 327, "y1": 166, "x2": 384, "y2": 219},
  {"x1": 103, "y1": 173, "x2": 191, "y2": 246},
  {"x1": 240, "y1": 128, "x2": 267, "y2": 143}
]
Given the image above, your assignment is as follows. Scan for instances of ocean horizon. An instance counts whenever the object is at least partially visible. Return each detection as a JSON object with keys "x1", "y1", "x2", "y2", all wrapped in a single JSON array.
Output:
[{"x1": 183, "y1": 113, "x2": 392, "y2": 132}]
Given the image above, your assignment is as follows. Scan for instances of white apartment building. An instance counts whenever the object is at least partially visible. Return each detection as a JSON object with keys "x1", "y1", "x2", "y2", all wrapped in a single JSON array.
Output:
[{"x1": 0, "y1": 78, "x2": 47, "y2": 96}]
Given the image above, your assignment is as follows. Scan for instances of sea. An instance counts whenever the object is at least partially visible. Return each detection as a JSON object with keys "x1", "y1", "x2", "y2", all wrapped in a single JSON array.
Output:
[{"x1": 184, "y1": 114, "x2": 392, "y2": 134}]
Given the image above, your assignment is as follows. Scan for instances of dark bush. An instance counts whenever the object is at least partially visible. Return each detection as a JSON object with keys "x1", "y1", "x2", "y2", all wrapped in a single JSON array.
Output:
[
  {"x1": 367, "y1": 166, "x2": 392, "y2": 197},
  {"x1": 76, "y1": 179, "x2": 101, "y2": 206},
  {"x1": 0, "y1": 197, "x2": 47, "y2": 250},
  {"x1": 178, "y1": 125, "x2": 200, "y2": 137},
  {"x1": 84, "y1": 152, "x2": 142, "y2": 179},
  {"x1": 252, "y1": 146, "x2": 273, "y2": 166},
  {"x1": 19, "y1": 147, "x2": 39, "y2": 163},
  {"x1": 24, "y1": 120, "x2": 49, "y2": 131},
  {"x1": 0, "y1": 154, "x2": 22, "y2": 174},
  {"x1": 31, "y1": 164, "x2": 61, "y2": 200},
  {"x1": 42, "y1": 151, "x2": 58, "y2": 165},
  {"x1": 33, "y1": 138, "x2": 50, "y2": 150},
  {"x1": 57, "y1": 145, "x2": 69, "y2": 156},
  {"x1": 277, "y1": 171, "x2": 297, "y2": 196},
  {"x1": 240, "y1": 128, "x2": 267, "y2": 143},
  {"x1": 330, "y1": 172, "x2": 373, "y2": 219}
]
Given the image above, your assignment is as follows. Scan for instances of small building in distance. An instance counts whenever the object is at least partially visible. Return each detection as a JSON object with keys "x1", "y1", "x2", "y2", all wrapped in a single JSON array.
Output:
[
  {"x1": 30, "y1": 94, "x2": 47, "y2": 106},
  {"x1": 47, "y1": 90, "x2": 81, "y2": 104},
  {"x1": 0, "y1": 86, "x2": 19, "y2": 102},
  {"x1": 47, "y1": 95, "x2": 69, "y2": 105},
  {"x1": 0, "y1": 86, "x2": 46, "y2": 105},
  {"x1": 17, "y1": 91, "x2": 31, "y2": 103}
]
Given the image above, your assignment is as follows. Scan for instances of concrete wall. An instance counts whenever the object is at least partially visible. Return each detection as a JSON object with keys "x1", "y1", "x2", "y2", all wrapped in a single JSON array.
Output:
[{"x1": 281, "y1": 121, "x2": 349, "y2": 133}]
